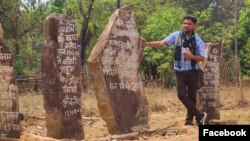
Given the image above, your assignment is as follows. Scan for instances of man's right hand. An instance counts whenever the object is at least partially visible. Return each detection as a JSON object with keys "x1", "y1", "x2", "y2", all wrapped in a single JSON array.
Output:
[{"x1": 141, "y1": 37, "x2": 147, "y2": 47}]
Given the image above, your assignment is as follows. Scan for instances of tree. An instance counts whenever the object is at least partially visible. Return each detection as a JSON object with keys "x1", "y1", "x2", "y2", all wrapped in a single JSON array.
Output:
[
  {"x1": 0, "y1": 0, "x2": 25, "y2": 55},
  {"x1": 47, "y1": 0, "x2": 65, "y2": 13},
  {"x1": 238, "y1": 1, "x2": 250, "y2": 76},
  {"x1": 117, "y1": 0, "x2": 121, "y2": 8},
  {"x1": 194, "y1": 5, "x2": 225, "y2": 43},
  {"x1": 0, "y1": 0, "x2": 48, "y2": 75},
  {"x1": 77, "y1": 0, "x2": 97, "y2": 67}
]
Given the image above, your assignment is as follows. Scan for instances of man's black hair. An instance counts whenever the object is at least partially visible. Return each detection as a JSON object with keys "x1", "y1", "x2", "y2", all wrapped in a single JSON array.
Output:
[{"x1": 183, "y1": 15, "x2": 197, "y2": 24}]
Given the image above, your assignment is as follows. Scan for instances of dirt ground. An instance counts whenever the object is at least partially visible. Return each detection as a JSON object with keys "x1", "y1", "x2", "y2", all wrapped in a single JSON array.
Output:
[{"x1": 19, "y1": 85, "x2": 250, "y2": 141}]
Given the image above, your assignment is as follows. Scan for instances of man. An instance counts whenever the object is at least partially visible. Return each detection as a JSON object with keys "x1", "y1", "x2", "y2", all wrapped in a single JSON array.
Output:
[{"x1": 142, "y1": 15, "x2": 207, "y2": 125}]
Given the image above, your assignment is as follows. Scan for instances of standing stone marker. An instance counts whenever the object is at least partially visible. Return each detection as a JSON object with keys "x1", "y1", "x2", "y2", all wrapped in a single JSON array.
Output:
[
  {"x1": 42, "y1": 13, "x2": 83, "y2": 140},
  {"x1": 197, "y1": 43, "x2": 220, "y2": 124},
  {"x1": 0, "y1": 23, "x2": 21, "y2": 139},
  {"x1": 87, "y1": 5, "x2": 149, "y2": 134}
]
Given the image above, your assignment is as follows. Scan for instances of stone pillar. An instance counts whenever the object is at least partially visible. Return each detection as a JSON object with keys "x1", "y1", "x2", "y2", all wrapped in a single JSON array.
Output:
[
  {"x1": 41, "y1": 13, "x2": 84, "y2": 140},
  {"x1": 87, "y1": 5, "x2": 149, "y2": 134},
  {"x1": 0, "y1": 23, "x2": 21, "y2": 139},
  {"x1": 197, "y1": 43, "x2": 221, "y2": 124}
]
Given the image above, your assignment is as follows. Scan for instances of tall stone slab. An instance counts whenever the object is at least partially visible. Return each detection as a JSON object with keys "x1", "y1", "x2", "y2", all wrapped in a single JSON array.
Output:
[
  {"x1": 42, "y1": 13, "x2": 83, "y2": 140},
  {"x1": 197, "y1": 43, "x2": 221, "y2": 124},
  {"x1": 0, "y1": 23, "x2": 21, "y2": 139},
  {"x1": 87, "y1": 5, "x2": 149, "y2": 134}
]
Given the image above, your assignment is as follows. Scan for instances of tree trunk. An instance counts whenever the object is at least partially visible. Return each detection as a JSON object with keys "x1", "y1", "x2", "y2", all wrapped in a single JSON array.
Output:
[
  {"x1": 78, "y1": 0, "x2": 95, "y2": 67},
  {"x1": 117, "y1": 0, "x2": 121, "y2": 8}
]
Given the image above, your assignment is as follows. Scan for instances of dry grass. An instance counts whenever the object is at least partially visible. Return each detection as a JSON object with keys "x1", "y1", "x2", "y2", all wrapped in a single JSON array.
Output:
[
  {"x1": 19, "y1": 85, "x2": 250, "y2": 140},
  {"x1": 219, "y1": 85, "x2": 250, "y2": 124}
]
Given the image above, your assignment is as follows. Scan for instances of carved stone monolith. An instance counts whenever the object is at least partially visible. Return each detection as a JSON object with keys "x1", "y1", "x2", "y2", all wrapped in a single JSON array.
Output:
[
  {"x1": 0, "y1": 23, "x2": 21, "y2": 139},
  {"x1": 42, "y1": 13, "x2": 83, "y2": 140},
  {"x1": 197, "y1": 43, "x2": 221, "y2": 124},
  {"x1": 87, "y1": 5, "x2": 149, "y2": 134}
]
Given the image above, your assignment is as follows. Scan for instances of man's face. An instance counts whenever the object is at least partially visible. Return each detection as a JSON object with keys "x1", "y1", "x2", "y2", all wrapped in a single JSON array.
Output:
[{"x1": 182, "y1": 19, "x2": 196, "y2": 34}]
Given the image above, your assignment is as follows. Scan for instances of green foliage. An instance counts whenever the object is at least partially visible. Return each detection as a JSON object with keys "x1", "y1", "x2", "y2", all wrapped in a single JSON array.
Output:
[
  {"x1": 13, "y1": 42, "x2": 41, "y2": 75},
  {"x1": 240, "y1": 39, "x2": 250, "y2": 76},
  {"x1": 0, "y1": 0, "x2": 47, "y2": 75},
  {"x1": 195, "y1": 5, "x2": 225, "y2": 43},
  {"x1": 123, "y1": 0, "x2": 168, "y2": 27},
  {"x1": 90, "y1": 0, "x2": 115, "y2": 36},
  {"x1": 83, "y1": 0, "x2": 116, "y2": 59},
  {"x1": 141, "y1": 4, "x2": 186, "y2": 38},
  {"x1": 245, "y1": 0, "x2": 250, "y2": 5},
  {"x1": 238, "y1": 6, "x2": 250, "y2": 50},
  {"x1": 238, "y1": 1, "x2": 250, "y2": 77},
  {"x1": 173, "y1": 0, "x2": 213, "y2": 14},
  {"x1": 141, "y1": 5, "x2": 185, "y2": 79},
  {"x1": 238, "y1": 5, "x2": 250, "y2": 76},
  {"x1": 47, "y1": 0, "x2": 65, "y2": 13},
  {"x1": 14, "y1": 54, "x2": 25, "y2": 76},
  {"x1": 0, "y1": 0, "x2": 21, "y2": 40}
]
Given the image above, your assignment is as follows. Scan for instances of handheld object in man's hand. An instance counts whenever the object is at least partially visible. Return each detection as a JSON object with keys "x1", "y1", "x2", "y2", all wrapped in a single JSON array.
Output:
[{"x1": 182, "y1": 47, "x2": 190, "y2": 53}]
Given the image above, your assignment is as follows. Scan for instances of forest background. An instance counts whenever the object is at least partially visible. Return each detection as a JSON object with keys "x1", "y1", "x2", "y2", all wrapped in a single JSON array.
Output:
[{"x1": 0, "y1": 0, "x2": 250, "y2": 87}]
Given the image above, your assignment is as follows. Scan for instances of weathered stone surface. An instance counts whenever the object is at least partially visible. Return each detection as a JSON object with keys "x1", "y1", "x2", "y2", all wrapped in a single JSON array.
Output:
[
  {"x1": 196, "y1": 43, "x2": 212, "y2": 109},
  {"x1": 87, "y1": 5, "x2": 149, "y2": 134},
  {"x1": 42, "y1": 13, "x2": 83, "y2": 139},
  {"x1": 197, "y1": 43, "x2": 221, "y2": 124},
  {"x1": 0, "y1": 23, "x2": 21, "y2": 139}
]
